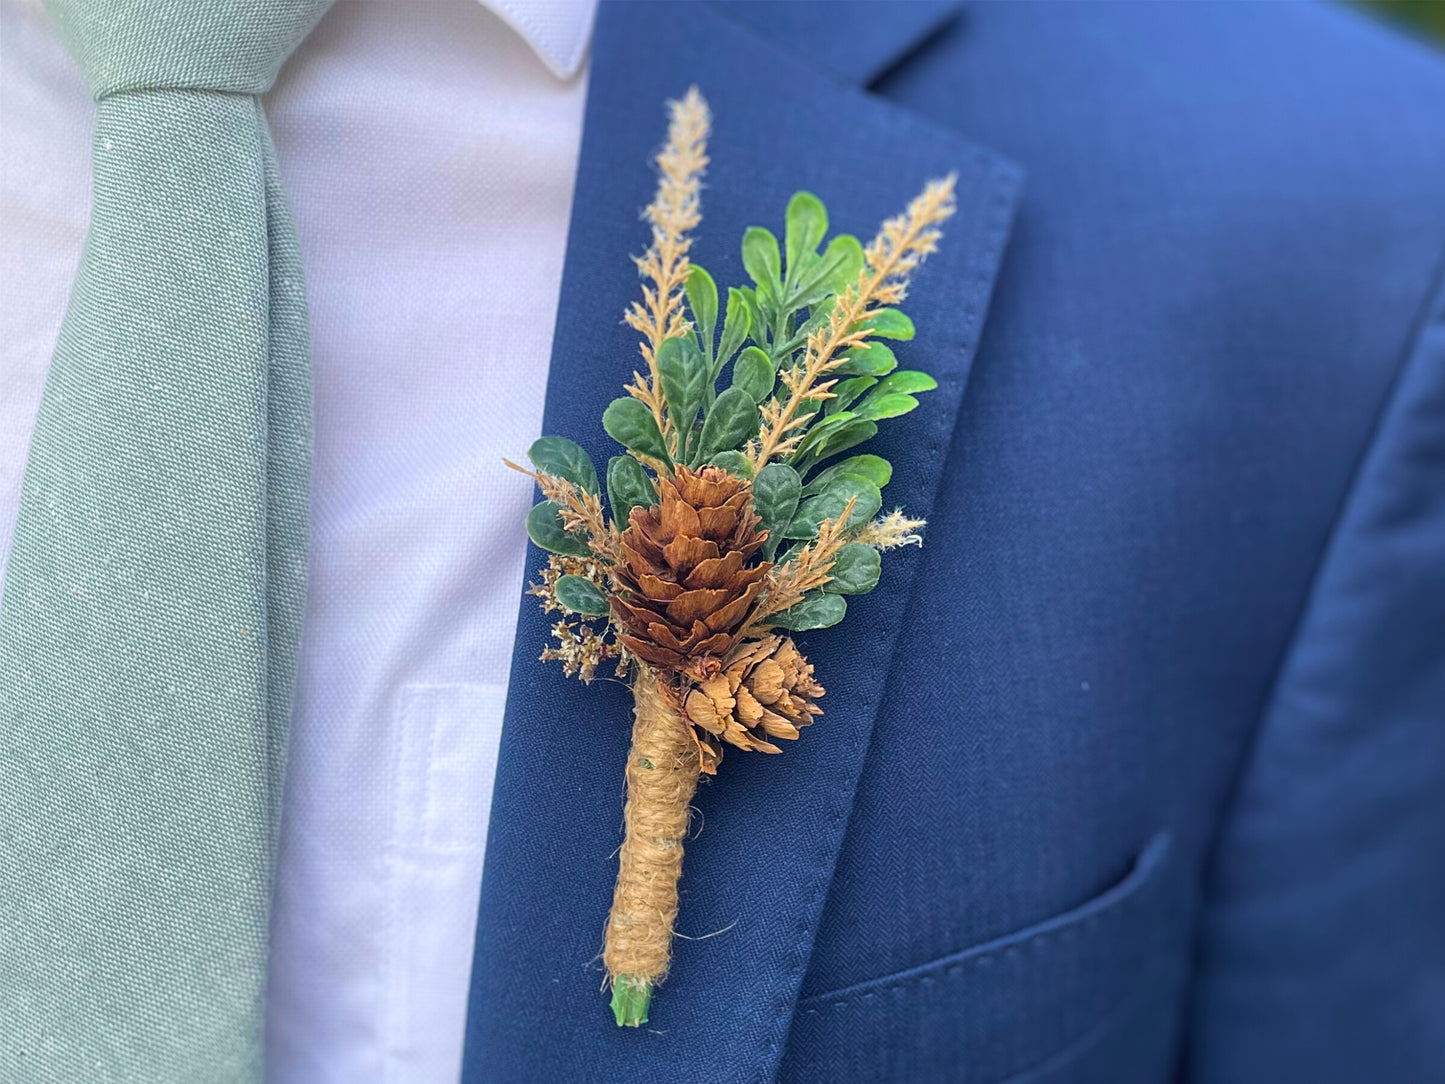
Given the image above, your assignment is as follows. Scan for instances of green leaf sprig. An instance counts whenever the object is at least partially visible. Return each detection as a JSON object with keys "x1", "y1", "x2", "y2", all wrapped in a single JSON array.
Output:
[{"x1": 525, "y1": 171, "x2": 954, "y2": 637}]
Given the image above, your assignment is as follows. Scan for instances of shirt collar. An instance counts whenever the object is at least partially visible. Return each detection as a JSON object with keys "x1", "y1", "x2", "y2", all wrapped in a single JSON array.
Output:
[{"x1": 482, "y1": 0, "x2": 598, "y2": 79}]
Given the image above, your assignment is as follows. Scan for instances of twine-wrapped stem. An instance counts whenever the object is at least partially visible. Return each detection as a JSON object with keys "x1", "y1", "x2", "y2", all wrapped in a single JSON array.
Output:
[{"x1": 603, "y1": 667, "x2": 700, "y2": 1026}]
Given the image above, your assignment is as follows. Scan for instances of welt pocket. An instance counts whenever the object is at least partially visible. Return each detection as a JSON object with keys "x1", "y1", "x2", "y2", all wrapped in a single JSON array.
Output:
[{"x1": 783, "y1": 831, "x2": 1174, "y2": 1084}]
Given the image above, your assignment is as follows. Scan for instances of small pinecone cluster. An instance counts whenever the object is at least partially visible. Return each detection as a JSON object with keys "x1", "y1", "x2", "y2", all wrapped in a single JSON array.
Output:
[
  {"x1": 611, "y1": 465, "x2": 770, "y2": 677},
  {"x1": 683, "y1": 635, "x2": 825, "y2": 772}
]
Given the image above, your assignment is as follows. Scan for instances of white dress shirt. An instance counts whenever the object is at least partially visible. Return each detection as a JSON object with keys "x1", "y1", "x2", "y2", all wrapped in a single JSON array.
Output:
[{"x1": 0, "y1": 1, "x2": 596, "y2": 1080}]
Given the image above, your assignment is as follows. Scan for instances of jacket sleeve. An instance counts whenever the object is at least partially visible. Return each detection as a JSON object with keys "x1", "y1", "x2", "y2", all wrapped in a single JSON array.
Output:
[{"x1": 1185, "y1": 265, "x2": 1445, "y2": 1081}]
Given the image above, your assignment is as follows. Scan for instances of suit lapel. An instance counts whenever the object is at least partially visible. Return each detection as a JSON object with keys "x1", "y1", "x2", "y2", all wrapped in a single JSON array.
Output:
[{"x1": 463, "y1": 3, "x2": 1020, "y2": 1080}]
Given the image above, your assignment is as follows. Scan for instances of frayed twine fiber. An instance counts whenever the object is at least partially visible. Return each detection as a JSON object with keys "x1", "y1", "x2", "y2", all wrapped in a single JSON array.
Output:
[{"x1": 603, "y1": 667, "x2": 699, "y2": 987}]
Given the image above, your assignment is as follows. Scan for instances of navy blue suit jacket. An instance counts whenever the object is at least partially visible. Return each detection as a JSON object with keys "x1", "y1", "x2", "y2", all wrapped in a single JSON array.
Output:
[{"x1": 462, "y1": 3, "x2": 1445, "y2": 1080}]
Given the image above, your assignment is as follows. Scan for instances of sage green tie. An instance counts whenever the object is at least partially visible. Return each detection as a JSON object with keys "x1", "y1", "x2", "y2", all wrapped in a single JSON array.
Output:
[{"x1": 0, "y1": 2, "x2": 332, "y2": 1079}]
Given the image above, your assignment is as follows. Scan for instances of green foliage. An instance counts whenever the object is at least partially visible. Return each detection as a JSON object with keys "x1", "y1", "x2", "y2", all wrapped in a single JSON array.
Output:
[
  {"x1": 742, "y1": 227, "x2": 782, "y2": 298},
  {"x1": 770, "y1": 590, "x2": 847, "y2": 631},
  {"x1": 873, "y1": 370, "x2": 938, "y2": 397},
  {"x1": 685, "y1": 266, "x2": 718, "y2": 362},
  {"x1": 823, "y1": 543, "x2": 881, "y2": 595},
  {"x1": 603, "y1": 397, "x2": 670, "y2": 466},
  {"x1": 854, "y1": 393, "x2": 920, "y2": 421},
  {"x1": 731, "y1": 346, "x2": 775, "y2": 403},
  {"x1": 784, "y1": 191, "x2": 829, "y2": 281},
  {"x1": 607, "y1": 454, "x2": 654, "y2": 524},
  {"x1": 804, "y1": 454, "x2": 892, "y2": 496},
  {"x1": 616, "y1": 189, "x2": 942, "y2": 613},
  {"x1": 528, "y1": 435, "x2": 598, "y2": 494},
  {"x1": 784, "y1": 477, "x2": 881, "y2": 539},
  {"x1": 684, "y1": 270, "x2": 751, "y2": 405},
  {"x1": 837, "y1": 341, "x2": 897, "y2": 377},
  {"x1": 825, "y1": 376, "x2": 877, "y2": 415},
  {"x1": 656, "y1": 337, "x2": 709, "y2": 460},
  {"x1": 863, "y1": 308, "x2": 915, "y2": 340},
  {"x1": 813, "y1": 234, "x2": 865, "y2": 295},
  {"x1": 740, "y1": 193, "x2": 864, "y2": 372},
  {"x1": 791, "y1": 415, "x2": 879, "y2": 475},
  {"x1": 527, "y1": 500, "x2": 590, "y2": 557},
  {"x1": 694, "y1": 387, "x2": 758, "y2": 464},
  {"x1": 555, "y1": 574, "x2": 609, "y2": 616},
  {"x1": 707, "y1": 450, "x2": 754, "y2": 478},
  {"x1": 715, "y1": 289, "x2": 752, "y2": 380},
  {"x1": 752, "y1": 462, "x2": 801, "y2": 560}
]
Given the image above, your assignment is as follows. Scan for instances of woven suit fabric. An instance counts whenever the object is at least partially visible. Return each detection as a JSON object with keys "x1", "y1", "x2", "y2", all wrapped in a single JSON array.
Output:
[{"x1": 0, "y1": 2, "x2": 331, "y2": 1079}]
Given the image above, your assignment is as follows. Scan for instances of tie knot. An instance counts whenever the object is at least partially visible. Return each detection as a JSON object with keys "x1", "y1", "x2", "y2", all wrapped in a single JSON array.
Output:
[{"x1": 46, "y1": 0, "x2": 333, "y2": 100}]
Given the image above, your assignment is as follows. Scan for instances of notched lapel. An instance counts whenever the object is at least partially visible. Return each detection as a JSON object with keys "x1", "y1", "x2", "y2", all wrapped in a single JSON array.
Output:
[
  {"x1": 464, "y1": 3, "x2": 1020, "y2": 1080},
  {"x1": 710, "y1": 0, "x2": 966, "y2": 88}
]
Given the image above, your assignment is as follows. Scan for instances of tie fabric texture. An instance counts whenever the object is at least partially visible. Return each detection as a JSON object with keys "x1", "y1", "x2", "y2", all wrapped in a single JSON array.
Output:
[{"x1": 0, "y1": 2, "x2": 332, "y2": 1079}]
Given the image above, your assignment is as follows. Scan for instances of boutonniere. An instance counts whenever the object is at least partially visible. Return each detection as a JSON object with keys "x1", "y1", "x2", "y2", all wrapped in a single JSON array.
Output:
[{"x1": 510, "y1": 88, "x2": 956, "y2": 1026}]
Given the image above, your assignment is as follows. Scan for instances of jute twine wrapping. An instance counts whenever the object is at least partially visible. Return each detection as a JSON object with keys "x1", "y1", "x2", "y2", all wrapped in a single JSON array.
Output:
[{"x1": 603, "y1": 667, "x2": 700, "y2": 987}]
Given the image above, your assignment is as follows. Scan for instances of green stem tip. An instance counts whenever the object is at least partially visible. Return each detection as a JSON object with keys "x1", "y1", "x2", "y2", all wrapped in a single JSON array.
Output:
[{"x1": 611, "y1": 975, "x2": 652, "y2": 1027}]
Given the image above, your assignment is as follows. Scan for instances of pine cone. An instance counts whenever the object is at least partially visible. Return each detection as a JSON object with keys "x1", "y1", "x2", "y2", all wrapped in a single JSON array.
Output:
[
  {"x1": 684, "y1": 635, "x2": 824, "y2": 770},
  {"x1": 611, "y1": 466, "x2": 770, "y2": 677}
]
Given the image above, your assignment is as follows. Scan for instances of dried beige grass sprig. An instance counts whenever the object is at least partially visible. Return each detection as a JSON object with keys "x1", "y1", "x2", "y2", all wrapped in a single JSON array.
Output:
[{"x1": 624, "y1": 86, "x2": 711, "y2": 450}]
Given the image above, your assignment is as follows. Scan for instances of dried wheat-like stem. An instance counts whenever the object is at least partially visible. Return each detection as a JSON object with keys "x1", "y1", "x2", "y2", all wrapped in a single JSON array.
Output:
[
  {"x1": 854, "y1": 509, "x2": 927, "y2": 550},
  {"x1": 623, "y1": 87, "x2": 711, "y2": 458},
  {"x1": 749, "y1": 176, "x2": 958, "y2": 469},
  {"x1": 738, "y1": 500, "x2": 857, "y2": 640},
  {"x1": 504, "y1": 459, "x2": 623, "y2": 564}
]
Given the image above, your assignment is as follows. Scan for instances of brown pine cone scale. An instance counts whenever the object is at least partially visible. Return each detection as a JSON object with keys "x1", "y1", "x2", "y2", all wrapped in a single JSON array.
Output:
[
  {"x1": 684, "y1": 635, "x2": 825, "y2": 772},
  {"x1": 611, "y1": 466, "x2": 770, "y2": 676}
]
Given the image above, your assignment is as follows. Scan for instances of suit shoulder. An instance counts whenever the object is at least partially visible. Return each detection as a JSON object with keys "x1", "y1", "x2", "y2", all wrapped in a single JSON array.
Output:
[
  {"x1": 896, "y1": 0, "x2": 1445, "y2": 179},
  {"x1": 887, "y1": 0, "x2": 1445, "y2": 374}
]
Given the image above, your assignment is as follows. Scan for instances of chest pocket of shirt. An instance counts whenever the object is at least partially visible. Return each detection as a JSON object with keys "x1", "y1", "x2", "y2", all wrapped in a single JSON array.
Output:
[{"x1": 382, "y1": 682, "x2": 508, "y2": 1084}]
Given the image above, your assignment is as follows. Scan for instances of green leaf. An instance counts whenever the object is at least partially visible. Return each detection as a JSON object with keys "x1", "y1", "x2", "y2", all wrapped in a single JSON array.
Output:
[
  {"x1": 657, "y1": 336, "x2": 709, "y2": 459},
  {"x1": 873, "y1": 369, "x2": 938, "y2": 397},
  {"x1": 752, "y1": 462, "x2": 801, "y2": 559},
  {"x1": 685, "y1": 265, "x2": 718, "y2": 362},
  {"x1": 695, "y1": 387, "x2": 759, "y2": 462},
  {"x1": 602, "y1": 397, "x2": 671, "y2": 465},
  {"x1": 741, "y1": 226, "x2": 782, "y2": 292},
  {"x1": 554, "y1": 574, "x2": 608, "y2": 616},
  {"x1": 607, "y1": 455, "x2": 654, "y2": 524},
  {"x1": 825, "y1": 376, "x2": 877, "y2": 416},
  {"x1": 788, "y1": 295, "x2": 835, "y2": 348},
  {"x1": 823, "y1": 543, "x2": 881, "y2": 595},
  {"x1": 797, "y1": 418, "x2": 879, "y2": 472},
  {"x1": 863, "y1": 308, "x2": 915, "y2": 341},
  {"x1": 784, "y1": 191, "x2": 828, "y2": 285},
  {"x1": 526, "y1": 500, "x2": 590, "y2": 557},
  {"x1": 527, "y1": 435, "x2": 598, "y2": 495},
  {"x1": 794, "y1": 233, "x2": 864, "y2": 299},
  {"x1": 854, "y1": 393, "x2": 920, "y2": 421},
  {"x1": 770, "y1": 590, "x2": 847, "y2": 631},
  {"x1": 790, "y1": 411, "x2": 864, "y2": 464},
  {"x1": 731, "y1": 345, "x2": 775, "y2": 404},
  {"x1": 804, "y1": 454, "x2": 892, "y2": 496},
  {"x1": 714, "y1": 288, "x2": 752, "y2": 378},
  {"x1": 836, "y1": 341, "x2": 898, "y2": 377},
  {"x1": 818, "y1": 234, "x2": 864, "y2": 293},
  {"x1": 707, "y1": 450, "x2": 754, "y2": 479},
  {"x1": 735, "y1": 286, "x2": 765, "y2": 349},
  {"x1": 784, "y1": 478, "x2": 881, "y2": 539}
]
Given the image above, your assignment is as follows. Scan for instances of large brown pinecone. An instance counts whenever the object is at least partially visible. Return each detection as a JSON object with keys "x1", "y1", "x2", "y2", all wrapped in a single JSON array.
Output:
[
  {"x1": 611, "y1": 465, "x2": 770, "y2": 677},
  {"x1": 683, "y1": 635, "x2": 825, "y2": 771}
]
